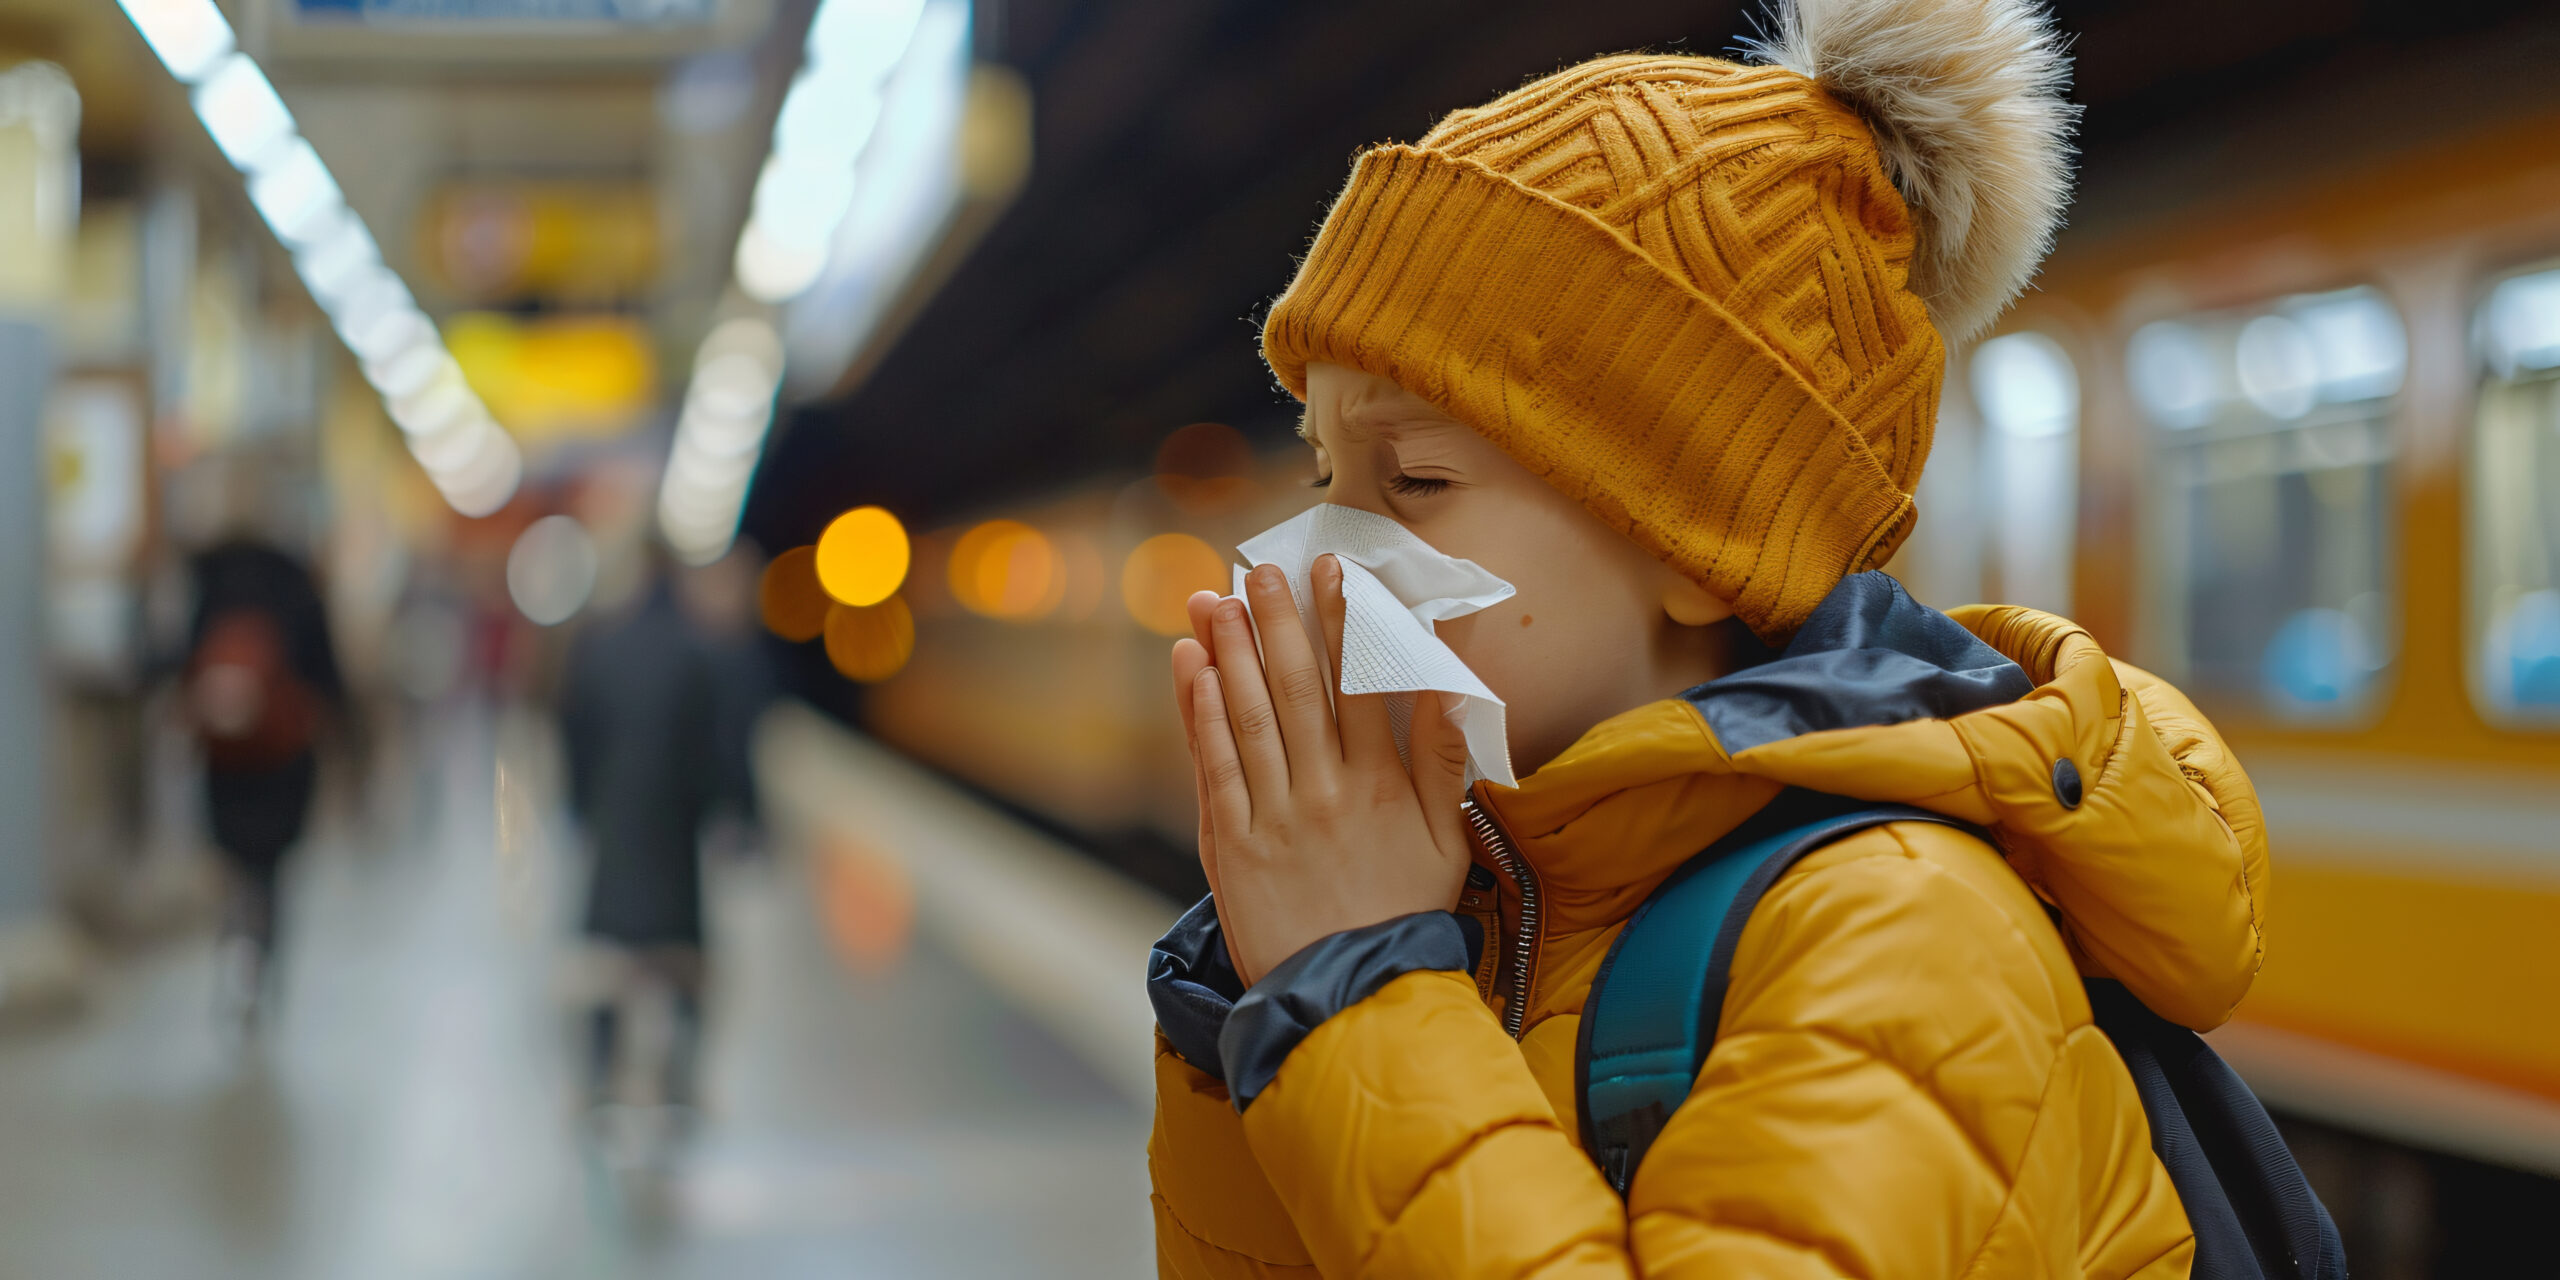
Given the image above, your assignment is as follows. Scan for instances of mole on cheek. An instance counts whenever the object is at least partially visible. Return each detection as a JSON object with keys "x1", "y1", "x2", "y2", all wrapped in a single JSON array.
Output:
[{"x1": 1519, "y1": 614, "x2": 1534, "y2": 627}]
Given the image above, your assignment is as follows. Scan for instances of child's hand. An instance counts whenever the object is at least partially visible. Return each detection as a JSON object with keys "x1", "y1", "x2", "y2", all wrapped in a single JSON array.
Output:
[{"x1": 1170, "y1": 555, "x2": 1474, "y2": 985}]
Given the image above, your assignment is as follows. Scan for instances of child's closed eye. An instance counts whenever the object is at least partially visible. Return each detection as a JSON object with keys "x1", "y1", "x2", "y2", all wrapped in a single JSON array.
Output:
[{"x1": 1387, "y1": 474, "x2": 1452, "y2": 497}]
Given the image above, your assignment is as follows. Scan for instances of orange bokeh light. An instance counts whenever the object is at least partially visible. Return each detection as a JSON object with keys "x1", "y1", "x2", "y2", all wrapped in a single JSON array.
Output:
[
  {"x1": 823, "y1": 596, "x2": 916, "y2": 682},
  {"x1": 947, "y1": 519, "x2": 1065, "y2": 621},
  {"x1": 1121, "y1": 532, "x2": 1229, "y2": 636},
  {"x1": 758, "y1": 545, "x2": 830, "y2": 642},
  {"x1": 814, "y1": 505, "x2": 910, "y2": 607}
]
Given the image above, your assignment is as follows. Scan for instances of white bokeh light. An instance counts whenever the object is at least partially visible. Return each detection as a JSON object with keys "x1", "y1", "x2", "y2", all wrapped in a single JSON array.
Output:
[
  {"x1": 190, "y1": 54, "x2": 293, "y2": 169},
  {"x1": 434, "y1": 432, "x2": 522, "y2": 518},
  {"x1": 246, "y1": 138, "x2": 345, "y2": 244},
  {"x1": 804, "y1": 0, "x2": 926, "y2": 78},
  {"x1": 2293, "y1": 288, "x2": 2406, "y2": 403},
  {"x1": 506, "y1": 515, "x2": 602, "y2": 626},
  {"x1": 117, "y1": 0, "x2": 236, "y2": 82},
  {"x1": 2482, "y1": 268, "x2": 2560, "y2": 376},
  {"x1": 1970, "y1": 332, "x2": 2080, "y2": 440},
  {"x1": 734, "y1": 221, "x2": 830, "y2": 305},
  {"x1": 2127, "y1": 320, "x2": 2220, "y2": 430},
  {"x1": 2236, "y1": 313, "x2": 2319, "y2": 420},
  {"x1": 293, "y1": 215, "x2": 385, "y2": 308}
]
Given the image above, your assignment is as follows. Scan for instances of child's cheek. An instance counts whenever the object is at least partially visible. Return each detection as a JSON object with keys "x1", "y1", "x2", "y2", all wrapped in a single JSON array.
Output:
[
  {"x1": 1433, "y1": 608, "x2": 1526, "y2": 701},
  {"x1": 1431, "y1": 612, "x2": 1482, "y2": 668}
]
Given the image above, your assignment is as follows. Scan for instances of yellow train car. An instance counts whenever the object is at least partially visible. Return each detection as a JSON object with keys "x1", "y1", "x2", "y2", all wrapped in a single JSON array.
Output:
[{"x1": 1928, "y1": 110, "x2": 2560, "y2": 1168}]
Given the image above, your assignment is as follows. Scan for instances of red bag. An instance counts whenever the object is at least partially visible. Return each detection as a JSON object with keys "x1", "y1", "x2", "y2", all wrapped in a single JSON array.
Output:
[{"x1": 187, "y1": 610, "x2": 320, "y2": 770}]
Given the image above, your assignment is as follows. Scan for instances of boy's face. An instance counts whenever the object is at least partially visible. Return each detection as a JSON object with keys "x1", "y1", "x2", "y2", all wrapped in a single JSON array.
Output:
[{"x1": 1302, "y1": 362, "x2": 1737, "y2": 777}]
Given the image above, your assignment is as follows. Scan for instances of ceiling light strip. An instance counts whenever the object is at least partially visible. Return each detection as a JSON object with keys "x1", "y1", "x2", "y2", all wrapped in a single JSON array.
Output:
[
  {"x1": 656, "y1": 0, "x2": 970, "y2": 564},
  {"x1": 115, "y1": 0, "x2": 521, "y2": 517}
]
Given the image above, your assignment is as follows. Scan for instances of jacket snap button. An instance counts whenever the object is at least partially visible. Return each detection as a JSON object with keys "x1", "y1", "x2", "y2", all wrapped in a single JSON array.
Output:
[{"x1": 2052, "y1": 757, "x2": 2083, "y2": 810}]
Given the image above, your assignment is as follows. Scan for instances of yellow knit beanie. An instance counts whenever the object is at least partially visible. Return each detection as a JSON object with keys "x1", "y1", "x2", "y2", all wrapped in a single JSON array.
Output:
[{"x1": 1262, "y1": 0, "x2": 2076, "y2": 640}]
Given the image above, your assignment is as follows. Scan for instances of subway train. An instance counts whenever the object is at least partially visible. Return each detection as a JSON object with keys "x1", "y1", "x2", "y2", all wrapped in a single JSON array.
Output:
[
  {"x1": 790, "y1": 85, "x2": 2560, "y2": 1204},
  {"x1": 1920, "y1": 105, "x2": 2560, "y2": 1143}
]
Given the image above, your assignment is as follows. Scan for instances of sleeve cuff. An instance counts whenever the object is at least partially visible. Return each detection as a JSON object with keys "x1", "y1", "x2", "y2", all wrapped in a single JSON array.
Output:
[
  {"x1": 1217, "y1": 911, "x2": 1483, "y2": 1111},
  {"x1": 1148, "y1": 895, "x2": 1246, "y2": 1077}
]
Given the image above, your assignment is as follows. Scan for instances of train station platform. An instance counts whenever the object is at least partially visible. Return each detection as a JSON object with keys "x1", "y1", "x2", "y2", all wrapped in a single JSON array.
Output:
[
  {"x1": 8, "y1": 693, "x2": 2547, "y2": 1279},
  {"x1": 0, "y1": 703, "x2": 1174, "y2": 1279}
]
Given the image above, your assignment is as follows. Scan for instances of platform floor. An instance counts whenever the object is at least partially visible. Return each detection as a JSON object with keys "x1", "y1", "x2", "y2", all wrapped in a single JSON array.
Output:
[{"x1": 0, "y1": 708, "x2": 1153, "y2": 1279}]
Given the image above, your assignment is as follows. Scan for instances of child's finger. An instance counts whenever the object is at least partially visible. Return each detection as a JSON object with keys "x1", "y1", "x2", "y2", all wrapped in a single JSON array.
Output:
[
  {"x1": 1185, "y1": 710, "x2": 1255, "y2": 983},
  {"x1": 1187, "y1": 590, "x2": 1223, "y2": 659},
  {"x1": 1172, "y1": 638, "x2": 1208, "y2": 739},
  {"x1": 1192, "y1": 666, "x2": 1255, "y2": 834},
  {"x1": 1317, "y1": 555, "x2": 1393, "y2": 769},
  {"x1": 1192, "y1": 746, "x2": 1223, "y2": 900},
  {"x1": 1406, "y1": 689, "x2": 1474, "y2": 858},
  {"x1": 1207, "y1": 596, "x2": 1292, "y2": 794},
  {"x1": 1172, "y1": 640, "x2": 1219, "y2": 898},
  {"x1": 1242, "y1": 564, "x2": 1340, "y2": 770}
]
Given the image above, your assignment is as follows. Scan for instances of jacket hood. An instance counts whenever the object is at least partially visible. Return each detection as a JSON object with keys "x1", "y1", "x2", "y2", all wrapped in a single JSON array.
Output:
[{"x1": 1475, "y1": 573, "x2": 2270, "y2": 1030}]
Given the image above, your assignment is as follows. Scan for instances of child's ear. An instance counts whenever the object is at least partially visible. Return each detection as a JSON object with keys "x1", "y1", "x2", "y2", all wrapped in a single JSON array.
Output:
[{"x1": 1662, "y1": 578, "x2": 1734, "y2": 628}]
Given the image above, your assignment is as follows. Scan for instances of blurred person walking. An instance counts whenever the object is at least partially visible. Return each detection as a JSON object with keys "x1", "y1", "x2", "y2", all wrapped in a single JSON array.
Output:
[
  {"x1": 676, "y1": 548, "x2": 778, "y2": 859},
  {"x1": 558, "y1": 551, "x2": 720, "y2": 1111},
  {"x1": 183, "y1": 537, "x2": 343, "y2": 1024}
]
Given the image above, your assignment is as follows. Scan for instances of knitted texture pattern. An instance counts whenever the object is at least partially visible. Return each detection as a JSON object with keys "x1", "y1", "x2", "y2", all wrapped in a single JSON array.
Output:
[{"x1": 1264, "y1": 55, "x2": 1945, "y2": 641}]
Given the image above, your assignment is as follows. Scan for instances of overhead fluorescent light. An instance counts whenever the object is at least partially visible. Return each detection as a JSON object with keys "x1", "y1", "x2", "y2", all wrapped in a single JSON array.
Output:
[
  {"x1": 116, "y1": 0, "x2": 236, "y2": 83},
  {"x1": 660, "y1": 0, "x2": 1005, "y2": 559},
  {"x1": 246, "y1": 137, "x2": 345, "y2": 244},
  {"x1": 291, "y1": 213, "x2": 385, "y2": 307},
  {"x1": 121, "y1": 0, "x2": 527, "y2": 520},
  {"x1": 190, "y1": 54, "x2": 294, "y2": 169}
]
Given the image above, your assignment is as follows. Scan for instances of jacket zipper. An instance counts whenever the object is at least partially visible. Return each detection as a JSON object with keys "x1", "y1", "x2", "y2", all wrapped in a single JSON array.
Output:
[{"x1": 1461, "y1": 796, "x2": 1539, "y2": 1040}]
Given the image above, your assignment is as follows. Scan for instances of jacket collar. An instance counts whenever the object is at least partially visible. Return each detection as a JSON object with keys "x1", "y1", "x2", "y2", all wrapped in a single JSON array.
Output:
[
  {"x1": 1471, "y1": 573, "x2": 2032, "y2": 933},
  {"x1": 1475, "y1": 575, "x2": 2273, "y2": 1030}
]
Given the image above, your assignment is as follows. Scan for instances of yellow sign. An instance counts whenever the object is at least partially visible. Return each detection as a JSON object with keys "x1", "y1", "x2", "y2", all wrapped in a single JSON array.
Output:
[{"x1": 446, "y1": 312, "x2": 656, "y2": 443}]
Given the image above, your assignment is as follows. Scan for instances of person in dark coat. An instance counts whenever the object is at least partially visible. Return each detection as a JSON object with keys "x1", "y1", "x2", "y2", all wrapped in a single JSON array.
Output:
[
  {"x1": 558, "y1": 563, "x2": 720, "y2": 1107},
  {"x1": 185, "y1": 538, "x2": 344, "y2": 1019}
]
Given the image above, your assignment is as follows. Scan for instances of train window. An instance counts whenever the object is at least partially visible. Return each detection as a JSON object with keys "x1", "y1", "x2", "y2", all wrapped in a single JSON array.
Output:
[
  {"x1": 2468, "y1": 265, "x2": 2560, "y2": 723},
  {"x1": 1967, "y1": 331, "x2": 2079, "y2": 614},
  {"x1": 2128, "y1": 285, "x2": 2404, "y2": 719}
]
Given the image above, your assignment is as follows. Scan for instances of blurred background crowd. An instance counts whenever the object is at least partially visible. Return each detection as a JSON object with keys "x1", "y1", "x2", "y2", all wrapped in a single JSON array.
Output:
[{"x1": 0, "y1": 0, "x2": 2554, "y2": 1276}]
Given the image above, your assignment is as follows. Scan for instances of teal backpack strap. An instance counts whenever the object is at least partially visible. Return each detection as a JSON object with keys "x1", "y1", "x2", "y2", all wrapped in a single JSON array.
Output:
[{"x1": 1574, "y1": 791, "x2": 1967, "y2": 1196}]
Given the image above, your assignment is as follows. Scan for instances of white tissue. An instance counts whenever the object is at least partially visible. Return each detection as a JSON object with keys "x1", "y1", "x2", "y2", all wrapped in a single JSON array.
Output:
[{"x1": 1232, "y1": 504, "x2": 1518, "y2": 787}]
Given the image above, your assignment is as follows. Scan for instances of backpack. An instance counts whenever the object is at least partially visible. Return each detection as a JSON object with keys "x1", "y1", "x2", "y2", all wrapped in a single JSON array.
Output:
[
  {"x1": 187, "y1": 609, "x2": 321, "y2": 771},
  {"x1": 1576, "y1": 790, "x2": 2348, "y2": 1280}
]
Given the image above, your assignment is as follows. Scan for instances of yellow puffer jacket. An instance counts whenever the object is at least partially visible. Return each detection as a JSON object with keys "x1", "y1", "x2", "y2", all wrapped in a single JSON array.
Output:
[{"x1": 1146, "y1": 587, "x2": 2270, "y2": 1279}]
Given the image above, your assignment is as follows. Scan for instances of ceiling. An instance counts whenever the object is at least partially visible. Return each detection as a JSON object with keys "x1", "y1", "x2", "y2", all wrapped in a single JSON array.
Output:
[
  {"x1": 1, "y1": 0, "x2": 795, "y2": 396},
  {"x1": 744, "y1": 0, "x2": 2560, "y2": 551}
]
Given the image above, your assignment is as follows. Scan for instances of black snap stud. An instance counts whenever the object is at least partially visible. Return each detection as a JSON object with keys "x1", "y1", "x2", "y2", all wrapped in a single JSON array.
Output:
[{"x1": 2052, "y1": 757, "x2": 2083, "y2": 810}]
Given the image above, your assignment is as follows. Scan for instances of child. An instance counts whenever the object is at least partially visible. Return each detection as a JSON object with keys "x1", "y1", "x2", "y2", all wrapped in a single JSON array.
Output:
[{"x1": 1148, "y1": 2, "x2": 2270, "y2": 1277}]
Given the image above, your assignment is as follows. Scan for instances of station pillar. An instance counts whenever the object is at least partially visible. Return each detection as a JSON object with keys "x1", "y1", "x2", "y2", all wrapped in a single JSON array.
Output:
[{"x1": 0, "y1": 320, "x2": 50, "y2": 921}]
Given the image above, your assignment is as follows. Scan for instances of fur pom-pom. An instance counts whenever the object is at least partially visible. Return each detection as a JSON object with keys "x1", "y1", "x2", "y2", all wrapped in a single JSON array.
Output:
[{"x1": 1743, "y1": 0, "x2": 2077, "y2": 343}]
